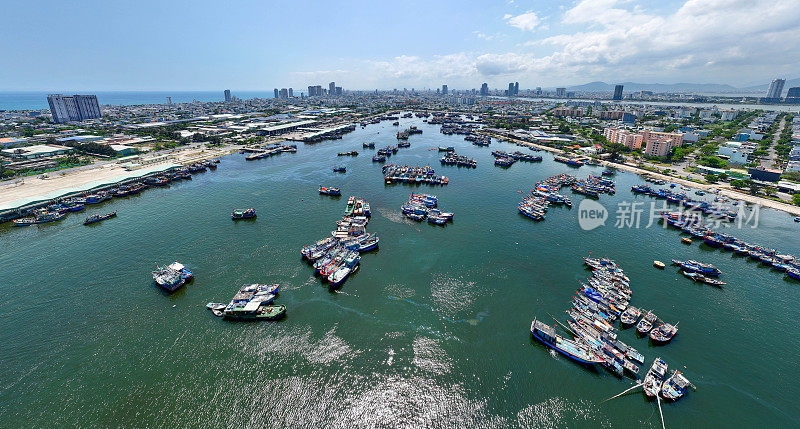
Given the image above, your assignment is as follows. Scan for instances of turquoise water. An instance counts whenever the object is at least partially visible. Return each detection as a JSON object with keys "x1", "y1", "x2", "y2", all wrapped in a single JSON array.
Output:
[{"x1": 1, "y1": 118, "x2": 799, "y2": 427}]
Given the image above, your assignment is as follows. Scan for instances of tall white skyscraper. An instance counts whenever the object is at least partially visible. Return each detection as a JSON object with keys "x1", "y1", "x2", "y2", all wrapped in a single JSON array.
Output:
[{"x1": 766, "y1": 78, "x2": 786, "y2": 99}]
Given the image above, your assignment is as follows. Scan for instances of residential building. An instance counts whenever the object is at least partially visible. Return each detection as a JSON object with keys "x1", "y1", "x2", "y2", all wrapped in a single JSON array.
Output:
[
  {"x1": 274, "y1": 88, "x2": 279, "y2": 98},
  {"x1": 508, "y1": 83, "x2": 515, "y2": 96},
  {"x1": 288, "y1": 88, "x2": 293, "y2": 98},
  {"x1": 766, "y1": 78, "x2": 786, "y2": 100},
  {"x1": 224, "y1": 89, "x2": 231, "y2": 102},
  {"x1": 641, "y1": 129, "x2": 683, "y2": 157},
  {"x1": 329, "y1": 82, "x2": 336, "y2": 95},
  {"x1": 720, "y1": 110, "x2": 738, "y2": 121},
  {"x1": 514, "y1": 82, "x2": 519, "y2": 95},
  {"x1": 480, "y1": 83, "x2": 488, "y2": 96},
  {"x1": 556, "y1": 88, "x2": 566, "y2": 98},
  {"x1": 279, "y1": 88, "x2": 288, "y2": 99},
  {"x1": 47, "y1": 94, "x2": 102, "y2": 123},
  {"x1": 553, "y1": 107, "x2": 584, "y2": 117},
  {"x1": 612, "y1": 85, "x2": 623, "y2": 101},
  {"x1": 717, "y1": 141, "x2": 755, "y2": 164},
  {"x1": 442, "y1": 85, "x2": 448, "y2": 95},
  {"x1": 785, "y1": 87, "x2": 800, "y2": 104},
  {"x1": 603, "y1": 128, "x2": 643, "y2": 150}
]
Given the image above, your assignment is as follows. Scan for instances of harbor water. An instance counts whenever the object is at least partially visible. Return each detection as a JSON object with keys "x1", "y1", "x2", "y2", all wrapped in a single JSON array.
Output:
[{"x1": 1, "y1": 118, "x2": 799, "y2": 427}]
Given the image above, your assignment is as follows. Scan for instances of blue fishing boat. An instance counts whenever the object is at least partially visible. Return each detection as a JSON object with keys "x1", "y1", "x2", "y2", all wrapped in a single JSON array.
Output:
[
  {"x1": 231, "y1": 208, "x2": 257, "y2": 219},
  {"x1": 333, "y1": 166, "x2": 346, "y2": 173},
  {"x1": 530, "y1": 318, "x2": 604, "y2": 365},
  {"x1": 319, "y1": 185, "x2": 341, "y2": 196},
  {"x1": 83, "y1": 211, "x2": 117, "y2": 225}
]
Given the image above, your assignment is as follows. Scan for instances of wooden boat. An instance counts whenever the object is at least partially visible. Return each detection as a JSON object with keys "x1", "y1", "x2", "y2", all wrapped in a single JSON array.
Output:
[
  {"x1": 649, "y1": 322, "x2": 678, "y2": 343},
  {"x1": 653, "y1": 260, "x2": 665, "y2": 269},
  {"x1": 661, "y1": 370, "x2": 691, "y2": 401},
  {"x1": 231, "y1": 208, "x2": 256, "y2": 219},
  {"x1": 83, "y1": 211, "x2": 117, "y2": 225},
  {"x1": 643, "y1": 358, "x2": 668, "y2": 398},
  {"x1": 681, "y1": 237, "x2": 692, "y2": 244},
  {"x1": 319, "y1": 186, "x2": 341, "y2": 196},
  {"x1": 530, "y1": 318, "x2": 604, "y2": 365}
]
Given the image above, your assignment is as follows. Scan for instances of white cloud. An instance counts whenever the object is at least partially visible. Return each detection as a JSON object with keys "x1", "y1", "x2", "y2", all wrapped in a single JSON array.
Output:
[
  {"x1": 295, "y1": 0, "x2": 800, "y2": 87},
  {"x1": 504, "y1": 11, "x2": 542, "y2": 31}
]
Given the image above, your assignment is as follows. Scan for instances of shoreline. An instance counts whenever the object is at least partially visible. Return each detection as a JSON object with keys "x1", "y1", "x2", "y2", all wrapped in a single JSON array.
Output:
[
  {"x1": 0, "y1": 146, "x2": 233, "y2": 219},
  {"x1": 491, "y1": 132, "x2": 800, "y2": 217}
]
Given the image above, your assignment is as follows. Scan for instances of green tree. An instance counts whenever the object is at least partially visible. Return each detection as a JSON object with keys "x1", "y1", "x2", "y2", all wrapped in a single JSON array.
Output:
[
  {"x1": 705, "y1": 174, "x2": 718, "y2": 183},
  {"x1": 792, "y1": 194, "x2": 800, "y2": 206}
]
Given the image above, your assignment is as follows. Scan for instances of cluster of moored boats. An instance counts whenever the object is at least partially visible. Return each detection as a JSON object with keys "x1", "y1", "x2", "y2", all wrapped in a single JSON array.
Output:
[
  {"x1": 553, "y1": 155, "x2": 586, "y2": 167},
  {"x1": 671, "y1": 259, "x2": 726, "y2": 287},
  {"x1": 440, "y1": 152, "x2": 477, "y2": 168},
  {"x1": 659, "y1": 211, "x2": 800, "y2": 281},
  {"x1": 530, "y1": 257, "x2": 691, "y2": 401},
  {"x1": 396, "y1": 126, "x2": 422, "y2": 140},
  {"x1": 244, "y1": 144, "x2": 297, "y2": 160},
  {"x1": 491, "y1": 150, "x2": 542, "y2": 165},
  {"x1": 382, "y1": 164, "x2": 449, "y2": 185},
  {"x1": 400, "y1": 193, "x2": 454, "y2": 224},
  {"x1": 632, "y1": 184, "x2": 737, "y2": 220},
  {"x1": 465, "y1": 134, "x2": 490, "y2": 146},
  {"x1": 206, "y1": 283, "x2": 286, "y2": 320},
  {"x1": 337, "y1": 150, "x2": 358, "y2": 157},
  {"x1": 571, "y1": 175, "x2": 616, "y2": 199},
  {"x1": 13, "y1": 160, "x2": 219, "y2": 227},
  {"x1": 300, "y1": 197, "x2": 378, "y2": 287}
]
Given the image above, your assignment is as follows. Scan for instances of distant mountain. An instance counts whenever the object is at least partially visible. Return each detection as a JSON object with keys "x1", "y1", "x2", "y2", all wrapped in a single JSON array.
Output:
[
  {"x1": 740, "y1": 77, "x2": 800, "y2": 92},
  {"x1": 565, "y1": 81, "x2": 750, "y2": 94}
]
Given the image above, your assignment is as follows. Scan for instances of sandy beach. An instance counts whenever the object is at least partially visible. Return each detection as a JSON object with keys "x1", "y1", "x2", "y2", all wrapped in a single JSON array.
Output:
[{"x1": 0, "y1": 146, "x2": 232, "y2": 213}]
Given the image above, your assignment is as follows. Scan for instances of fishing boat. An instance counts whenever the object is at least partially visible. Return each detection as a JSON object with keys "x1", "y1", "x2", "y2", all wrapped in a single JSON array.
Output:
[
  {"x1": 363, "y1": 142, "x2": 375, "y2": 148},
  {"x1": 649, "y1": 322, "x2": 678, "y2": 344},
  {"x1": 152, "y1": 261, "x2": 193, "y2": 292},
  {"x1": 222, "y1": 284, "x2": 286, "y2": 320},
  {"x1": 231, "y1": 208, "x2": 256, "y2": 219},
  {"x1": 13, "y1": 211, "x2": 66, "y2": 226},
  {"x1": 636, "y1": 311, "x2": 657, "y2": 334},
  {"x1": 681, "y1": 237, "x2": 692, "y2": 244},
  {"x1": 661, "y1": 370, "x2": 691, "y2": 401},
  {"x1": 437, "y1": 146, "x2": 455, "y2": 152},
  {"x1": 530, "y1": 318, "x2": 605, "y2": 365},
  {"x1": 653, "y1": 260, "x2": 665, "y2": 269},
  {"x1": 337, "y1": 150, "x2": 358, "y2": 156},
  {"x1": 327, "y1": 253, "x2": 360, "y2": 286},
  {"x1": 83, "y1": 211, "x2": 117, "y2": 225},
  {"x1": 682, "y1": 271, "x2": 726, "y2": 287},
  {"x1": 643, "y1": 358, "x2": 669, "y2": 398},
  {"x1": 372, "y1": 154, "x2": 386, "y2": 162},
  {"x1": 333, "y1": 166, "x2": 346, "y2": 173},
  {"x1": 319, "y1": 186, "x2": 341, "y2": 196},
  {"x1": 619, "y1": 306, "x2": 642, "y2": 326},
  {"x1": 671, "y1": 259, "x2": 721, "y2": 276}
]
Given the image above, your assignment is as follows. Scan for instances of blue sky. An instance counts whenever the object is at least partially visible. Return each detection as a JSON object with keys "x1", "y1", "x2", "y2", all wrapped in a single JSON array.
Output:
[{"x1": 2, "y1": 0, "x2": 799, "y2": 91}]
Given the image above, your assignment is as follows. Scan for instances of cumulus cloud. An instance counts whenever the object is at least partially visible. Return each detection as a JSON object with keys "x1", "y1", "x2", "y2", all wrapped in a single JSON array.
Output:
[
  {"x1": 504, "y1": 11, "x2": 542, "y2": 31},
  {"x1": 295, "y1": 0, "x2": 800, "y2": 87}
]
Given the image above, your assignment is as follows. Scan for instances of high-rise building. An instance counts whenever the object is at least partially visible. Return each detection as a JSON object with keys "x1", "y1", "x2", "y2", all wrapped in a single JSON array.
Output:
[
  {"x1": 166, "y1": 97, "x2": 172, "y2": 105},
  {"x1": 307, "y1": 85, "x2": 323, "y2": 97},
  {"x1": 613, "y1": 84, "x2": 624, "y2": 100},
  {"x1": 274, "y1": 88, "x2": 279, "y2": 98},
  {"x1": 555, "y1": 88, "x2": 566, "y2": 98},
  {"x1": 786, "y1": 87, "x2": 800, "y2": 103},
  {"x1": 442, "y1": 85, "x2": 448, "y2": 95},
  {"x1": 480, "y1": 83, "x2": 488, "y2": 96},
  {"x1": 224, "y1": 89, "x2": 231, "y2": 102},
  {"x1": 288, "y1": 88, "x2": 293, "y2": 98},
  {"x1": 47, "y1": 94, "x2": 102, "y2": 123},
  {"x1": 514, "y1": 82, "x2": 519, "y2": 95},
  {"x1": 329, "y1": 82, "x2": 336, "y2": 96},
  {"x1": 535, "y1": 87, "x2": 542, "y2": 95},
  {"x1": 335, "y1": 86, "x2": 342, "y2": 96},
  {"x1": 766, "y1": 78, "x2": 786, "y2": 99},
  {"x1": 508, "y1": 83, "x2": 515, "y2": 96},
  {"x1": 279, "y1": 88, "x2": 288, "y2": 99}
]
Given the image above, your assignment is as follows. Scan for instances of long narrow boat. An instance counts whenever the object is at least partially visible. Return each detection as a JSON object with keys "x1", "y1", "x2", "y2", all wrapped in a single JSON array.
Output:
[
  {"x1": 530, "y1": 318, "x2": 605, "y2": 365},
  {"x1": 83, "y1": 211, "x2": 117, "y2": 225},
  {"x1": 643, "y1": 357, "x2": 669, "y2": 398}
]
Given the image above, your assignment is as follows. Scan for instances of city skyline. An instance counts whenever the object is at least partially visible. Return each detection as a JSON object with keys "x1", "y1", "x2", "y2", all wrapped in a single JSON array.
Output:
[{"x1": 2, "y1": 0, "x2": 799, "y2": 91}]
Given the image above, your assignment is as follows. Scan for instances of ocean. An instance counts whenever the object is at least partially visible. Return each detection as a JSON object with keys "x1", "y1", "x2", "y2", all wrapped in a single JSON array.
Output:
[{"x1": 1, "y1": 118, "x2": 799, "y2": 427}]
